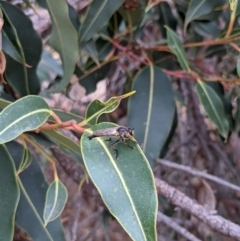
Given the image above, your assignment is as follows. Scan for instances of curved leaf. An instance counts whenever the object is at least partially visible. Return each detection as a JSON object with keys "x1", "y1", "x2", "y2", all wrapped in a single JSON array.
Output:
[
  {"x1": 6, "y1": 141, "x2": 66, "y2": 241},
  {"x1": 166, "y1": 27, "x2": 190, "y2": 72},
  {"x1": 128, "y1": 65, "x2": 175, "y2": 165},
  {"x1": 79, "y1": 0, "x2": 124, "y2": 43},
  {"x1": 184, "y1": 0, "x2": 225, "y2": 32},
  {"x1": 0, "y1": 96, "x2": 51, "y2": 144},
  {"x1": 81, "y1": 122, "x2": 157, "y2": 241},
  {"x1": 46, "y1": 0, "x2": 79, "y2": 92},
  {"x1": 195, "y1": 81, "x2": 229, "y2": 138},
  {"x1": 2, "y1": 31, "x2": 23, "y2": 64},
  {"x1": 157, "y1": 1, "x2": 177, "y2": 38},
  {"x1": 1, "y1": 1, "x2": 42, "y2": 96},
  {"x1": 0, "y1": 144, "x2": 19, "y2": 241},
  {"x1": 42, "y1": 130, "x2": 80, "y2": 154},
  {"x1": 82, "y1": 91, "x2": 136, "y2": 126},
  {"x1": 18, "y1": 148, "x2": 32, "y2": 173},
  {"x1": 44, "y1": 180, "x2": 68, "y2": 225},
  {"x1": 37, "y1": 50, "x2": 63, "y2": 82},
  {"x1": 51, "y1": 109, "x2": 84, "y2": 123}
]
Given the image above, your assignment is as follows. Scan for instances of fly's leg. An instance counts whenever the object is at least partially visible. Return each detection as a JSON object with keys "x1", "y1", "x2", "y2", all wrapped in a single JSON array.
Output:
[
  {"x1": 109, "y1": 139, "x2": 120, "y2": 159},
  {"x1": 122, "y1": 141, "x2": 135, "y2": 150},
  {"x1": 121, "y1": 137, "x2": 135, "y2": 150}
]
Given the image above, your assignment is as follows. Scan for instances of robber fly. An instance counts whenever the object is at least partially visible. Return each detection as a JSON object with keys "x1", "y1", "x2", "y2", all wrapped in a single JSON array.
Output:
[{"x1": 88, "y1": 126, "x2": 137, "y2": 159}]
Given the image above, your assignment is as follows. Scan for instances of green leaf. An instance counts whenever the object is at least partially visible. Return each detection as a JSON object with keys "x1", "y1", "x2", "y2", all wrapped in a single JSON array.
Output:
[
  {"x1": 46, "y1": 0, "x2": 79, "y2": 92},
  {"x1": 184, "y1": 0, "x2": 225, "y2": 32},
  {"x1": 81, "y1": 122, "x2": 157, "y2": 241},
  {"x1": 128, "y1": 65, "x2": 175, "y2": 165},
  {"x1": 83, "y1": 91, "x2": 136, "y2": 126},
  {"x1": 37, "y1": 50, "x2": 63, "y2": 82},
  {"x1": 2, "y1": 31, "x2": 23, "y2": 64},
  {"x1": 51, "y1": 109, "x2": 84, "y2": 123},
  {"x1": 0, "y1": 96, "x2": 51, "y2": 144},
  {"x1": 1, "y1": 4, "x2": 24, "y2": 64},
  {"x1": 6, "y1": 141, "x2": 66, "y2": 241},
  {"x1": 192, "y1": 21, "x2": 220, "y2": 38},
  {"x1": 166, "y1": 27, "x2": 190, "y2": 72},
  {"x1": 157, "y1": 1, "x2": 177, "y2": 38},
  {"x1": 79, "y1": 0, "x2": 124, "y2": 43},
  {"x1": 1, "y1": 1, "x2": 42, "y2": 96},
  {"x1": 42, "y1": 130, "x2": 80, "y2": 155},
  {"x1": 18, "y1": 148, "x2": 32, "y2": 173},
  {"x1": 0, "y1": 144, "x2": 20, "y2": 241},
  {"x1": 44, "y1": 180, "x2": 68, "y2": 225},
  {"x1": 195, "y1": 81, "x2": 229, "y2": 138},
  {"x1": 82, "y1": 40, "x2": 99, "y2": 65}
]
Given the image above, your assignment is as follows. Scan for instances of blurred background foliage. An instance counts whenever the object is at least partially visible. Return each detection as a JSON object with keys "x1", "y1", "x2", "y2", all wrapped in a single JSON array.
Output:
[{"x1": 0, "y1": 0, "x2": 240, "y2": 240}]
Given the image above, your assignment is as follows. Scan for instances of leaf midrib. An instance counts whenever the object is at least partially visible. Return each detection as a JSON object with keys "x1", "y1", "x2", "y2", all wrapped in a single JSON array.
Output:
[{"x1": 0, "y1": 109, "x2": 51, "y2": 136}]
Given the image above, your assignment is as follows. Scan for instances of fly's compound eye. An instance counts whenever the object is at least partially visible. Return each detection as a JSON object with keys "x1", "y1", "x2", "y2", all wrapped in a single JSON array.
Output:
[{"x1": 128, "y1": 128, "x2": 134, "y2": 136}]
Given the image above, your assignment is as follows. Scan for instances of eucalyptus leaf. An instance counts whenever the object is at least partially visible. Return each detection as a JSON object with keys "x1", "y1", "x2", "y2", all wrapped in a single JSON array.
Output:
[
  {"x1": 0, "y1": 96, "x2": 51, "y2": 144},
  {"x1": 128, "y1": 65, "x2": 175, "y2": 165},
  {"x1": 79, "y1": 0, "x2": 124, "y2": 43},
  {"x1": 184, "y1": 0, "x2": 225, "y2": 31},
  {"x1": 14, "y1": 154, "x2": 66, "y2": 240},
  {"x1": 166, "y1": 27, "x2": 190, "y2": 72},
  {"x1": 157, "y1": 1, "x2": 177, "y2": 38},
  {"x1": 83, "y1": 91, "x2": 136, "y2": 126},
  {"x1": 44, "y1": 180, "x2": 68, "y2": 225},
  {"x1": 46, "y1": 0, "x2": 79, "y2": 92},
  {"x1": 195, "y1": 81, "x2": 229, "y2": 138},
  {"x1": 1, "y1": 1, "x2": 42, "y2": 96},
  {"x1": 0, "y1": 144, "x2": 19, "y2": 241},
  {"x1": 81, "y1": 122, "x2": 157, "y2": 241}
]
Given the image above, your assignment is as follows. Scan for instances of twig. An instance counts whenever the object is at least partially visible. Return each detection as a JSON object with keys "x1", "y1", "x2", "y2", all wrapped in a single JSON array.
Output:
[
  {"x1": 157, "y1": 159, "x2": 240, "y2": 192},
  {"x1": 155, "y1": 178, "x2": 240, "y2": 240},
  {"x1": 157, "y1": 212, "x2": 202, "y2": 241}
]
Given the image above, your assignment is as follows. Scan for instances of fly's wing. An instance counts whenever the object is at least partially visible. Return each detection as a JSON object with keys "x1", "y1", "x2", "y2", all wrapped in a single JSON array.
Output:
[{"x1": 88, "y1": 127, "x2": 119, "y2": 139}]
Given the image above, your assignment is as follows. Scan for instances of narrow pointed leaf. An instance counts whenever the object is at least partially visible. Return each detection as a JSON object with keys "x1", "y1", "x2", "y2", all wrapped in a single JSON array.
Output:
[
  {"x1": 82, "y1": 91, "x2": 136, "y2": 126},
  {"x1": 184, "y1": 0, "x2": 225, "y2": 32},
  {"x1": 46, "y1": 0, "x2": 79, "y2": 92},
  {"x1": 51, "y1": 109, "x2": 84, "y2": 123},
  {"x1": 166, "y1": 27, "x2": 190, "y2": 72},
  {"x1": 6, "y1": 141, "x2": 66, "y2": 241},
  {"x1": 81, "y1": 122, "x2": 157, "y2": 241},
  {"x1": 18, "y1": 148, "x2": 32, "y2": 173},
  {"x1": 0, "y1": 144, "x2": 20, "y2": 241},
  {"x1": 128, "y1": 65, "x2": 175, "y2": 165},
  {"x1": 42, "y1": 130, "x2": 80, "y2": 155},
  {"x1": 0, "y1": 96, "x2": 51, "y2": 144},
  {"x1": 79, "y1": 0, "x2": 124, "y2": 43},
  {"x1": 1, "y1": 1, "x2": 42, "y2": 96},
  {"x1": 44, "y1": 180, "x2": 68, "y2": 225},
  {"x1": 195, "y1": 81, "x2": 229, "y2": 138},
  {"x1": 158, "y1": 1, "x2": 177, "y2": 38},
  {"x1": 2, "y1": 31, "x2": 24, "y2": 64}
]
